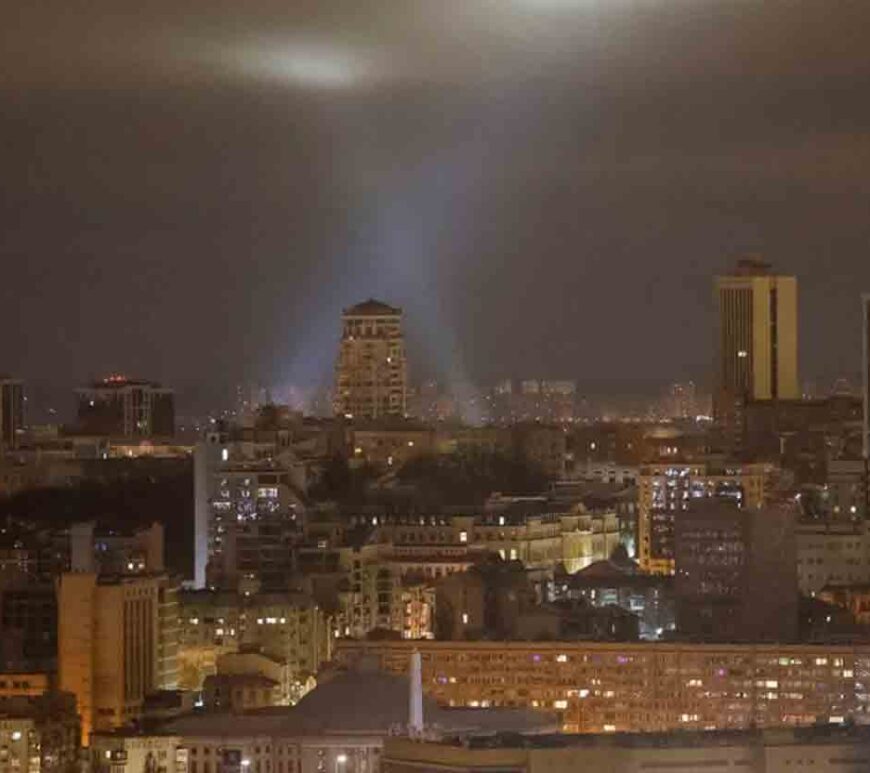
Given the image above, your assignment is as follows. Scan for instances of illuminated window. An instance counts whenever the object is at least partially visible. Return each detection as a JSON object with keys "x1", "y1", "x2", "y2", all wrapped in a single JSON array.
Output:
[{"x1": 459, "y1": 531, "x2": 468, "y2": 544}]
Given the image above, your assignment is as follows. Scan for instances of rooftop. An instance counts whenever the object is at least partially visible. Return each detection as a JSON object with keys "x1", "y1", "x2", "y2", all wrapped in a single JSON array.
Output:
[
  {"x1": 343, "y1": 299, "x2": 402, "y2": 317},
  {"x1": 78, "y1": 376, "x2": 170, "y2": 391},
  {"x1": 163, "y1": 664, "x2": 554, "y2": 738},
  {"x1": 424, "y1": 724, "x2": 870, "y2": 751}
]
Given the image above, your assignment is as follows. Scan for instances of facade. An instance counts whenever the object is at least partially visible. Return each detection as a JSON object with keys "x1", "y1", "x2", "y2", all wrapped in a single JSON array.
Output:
[
  {"x1": 205, "y1": 461, "x2": 303, "y2": 591},
  {"x1": 165, "y1": 662, "x2": 552, "y2": 773},
  {"x1": 674, "y1": 499, "x2": 797, "y2": 642},
  {"x1": 91, "y1": 732, "x2": 188, "y2": 773},
  {"x1": 57, "y1": 518, "x2": 179, "y2": 744},
  {"x1": 552, "y1": 559, "x2": 675, "y2": 641},
  {"x1": 384, "y1": 727, "x2": 870, "y2": 773},
  {"x1": 0, "y1": 673, "x2": 50, "y2": 698},
  {"x1": 334, "y1": 300, "x2": 407, "y2": 420},
  {"x1": 202, "y1": 673, "x2": 281, "y2": 712},
  {"x1": 0, "y1": 378, "x2": 24, "y2": 452},
  {"x1": 194, "y1": 430, "x2": 306, "y2": 592},
  {"x1": 795, "y1": 520, "x2": 870, "y2": 594},
  {"x1": 337, "y1": 548, "x2": 436, "y2": 640},
  {"x1": 818, "y1": 584, "x2": 870, "y2": 626},
  {"x1": 323, "y1": 506, "x2": 621, "y2": 641},
  {"x1": 637, "y1": 461, "x2": 772, "y2": 574},
  {"x1": 75, "y1": 376, "x2": 174, "y2": 438},
  {"x1": 0, "y1": 693, "x2": 80, "y2": 773},
  {"x1": 337, "y1": 640, "x2": 870, "y2": 734},
  {"x1": 213, "y1": 650, "x2": 296, "y2": 706},
  {"x1": 57, "y1": 573, "x2": 163, "y2": 743},
  {"x1": 347, "y1": 421, "x2": 435, "y2": 468},
  {"x1": 358, "y1": 509, "x2": 620, "y2": 577},
  {"x1": 714, "y1": 259, "x2": 799, "y2": 419},
  {"x1": 176, "y1": 590, "x2": 331, "y2": 700},
  {"x1": 827, "y1": 460, "x2": 867, "y2": 521},
  {"x1": 0, "y1": 582, "x2": 58, "y2": 669}
]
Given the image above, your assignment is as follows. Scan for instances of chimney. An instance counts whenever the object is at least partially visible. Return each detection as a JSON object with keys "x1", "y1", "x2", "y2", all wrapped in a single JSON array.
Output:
[{"x1": 409, "y1": 650, "x2": 423, "y2": 735}]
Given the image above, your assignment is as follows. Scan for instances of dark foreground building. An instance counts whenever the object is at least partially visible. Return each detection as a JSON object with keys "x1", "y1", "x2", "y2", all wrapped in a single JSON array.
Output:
[
  {"x1": 384, "y1": 726, "x2": 870, "y2": 773},
  {"x1": 74, "y1": 376, "x2": 174, "y2": 438}
]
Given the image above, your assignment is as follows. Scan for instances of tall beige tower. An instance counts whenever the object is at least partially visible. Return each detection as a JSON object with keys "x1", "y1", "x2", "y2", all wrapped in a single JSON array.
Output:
[
  {"x1": 714, "y1": 258, "x2": 798, "y2": 418},
  {"x1": 334, "y1": 299, "x2": 408, "y2": 419},
  {"x1": 58, "y1": 573, "x2": 161, "y2": 745}
]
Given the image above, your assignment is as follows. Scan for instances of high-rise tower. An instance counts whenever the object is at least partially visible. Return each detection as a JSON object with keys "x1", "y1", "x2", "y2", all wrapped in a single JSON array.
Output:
[
  {"x1": 334, "y1": 299, "x2": 408, "y2": 419},
  {"x1": 714, "y1": 258, "x2": 798, "y2": 420},
  {"x1": 0, "y1": 377, "x2": 24, "y2": 451}
]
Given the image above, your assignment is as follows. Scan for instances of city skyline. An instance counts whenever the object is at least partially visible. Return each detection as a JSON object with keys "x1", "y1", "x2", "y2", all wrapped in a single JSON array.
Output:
[
  {"x1": 7, "y1": 3, "x2": 870, "y2": 764},
  {"x1": 4, "y1": 2, "x2": 870, "y2": 405}
]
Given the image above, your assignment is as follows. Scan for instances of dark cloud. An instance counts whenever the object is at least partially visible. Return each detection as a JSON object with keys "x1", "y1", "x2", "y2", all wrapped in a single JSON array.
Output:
[{"x1": 3, "y1": 1, "x2": 870, "y2": 415}]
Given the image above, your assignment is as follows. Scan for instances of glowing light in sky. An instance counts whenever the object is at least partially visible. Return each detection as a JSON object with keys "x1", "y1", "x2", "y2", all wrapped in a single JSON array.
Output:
[{"x1": 220, "y1": 39, "x2": 376, "y2": 89}]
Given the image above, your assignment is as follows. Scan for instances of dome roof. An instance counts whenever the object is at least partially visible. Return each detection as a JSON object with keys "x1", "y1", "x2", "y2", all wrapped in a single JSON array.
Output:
[
  {"x1": 344, "y1": 299, "x2": 402, "y2": 317},
  {"x1": 165, "y1": 665, "x2": 555, "y2": 738}
]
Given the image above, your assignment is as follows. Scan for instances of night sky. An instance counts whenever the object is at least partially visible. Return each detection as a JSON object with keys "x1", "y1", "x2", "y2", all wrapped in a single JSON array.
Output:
[{"x1": 3, "y1": 1, "x2": 870, "y2": 414}]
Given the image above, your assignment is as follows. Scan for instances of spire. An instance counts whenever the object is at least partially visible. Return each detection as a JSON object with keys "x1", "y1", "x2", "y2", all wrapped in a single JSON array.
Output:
[{"x1": 409, "y1": 649, "x2": 423, "y2": 735}]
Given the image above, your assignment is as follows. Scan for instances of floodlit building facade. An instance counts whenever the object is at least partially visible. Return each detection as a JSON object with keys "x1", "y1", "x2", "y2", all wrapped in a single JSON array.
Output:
[
  {"x1": 56, "y1": 524, "x2": 178, "y2": 745},
  {"x1": 57, "y1": 572, "x2": 163, "y2": 744},
  {"x1": 334, "y1": 300, "x2": 408, "y2": 420}
]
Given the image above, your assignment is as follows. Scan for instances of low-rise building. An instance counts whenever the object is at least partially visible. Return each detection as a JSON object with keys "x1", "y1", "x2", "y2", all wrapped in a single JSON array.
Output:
[
  {"x1": 796, "y1": 521, "x2": 870, "y2": 594},
  {"x1": 551, "y1": 557, "x2": 674, "y2": 641},
  {"x1": 90, "y1": 731, "x2": 188, "y2": 773},
  {"x1": 215, "y1": 650, "x2": 299, "y2": 706},
  {"x1": 817, "y1": 584, "x2": 870, "y2": 627},
  {"x1": 202, "y1": 673, "x2": 281, "y2": 712},
  {"x1": 164, "y1": 659, "x2": 553, "y2": 773},
  {"x1": 177, "y1": 591, "x2": 331, "y2": 697},
  {"x1": 0, "y1": 692, "x2": 80, "y2": 772},
  {"x1": 0, "y1": 673, "x2": 50, "y2": 698}
]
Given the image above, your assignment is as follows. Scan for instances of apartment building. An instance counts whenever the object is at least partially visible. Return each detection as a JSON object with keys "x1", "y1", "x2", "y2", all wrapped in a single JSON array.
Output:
[{"x1": 337, "y1": 640, "x2": 870, "y2": 735}]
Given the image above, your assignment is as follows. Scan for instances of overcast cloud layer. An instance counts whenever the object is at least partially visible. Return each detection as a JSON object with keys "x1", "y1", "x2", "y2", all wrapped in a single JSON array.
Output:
[{"x1": 3, "y1": 0, "x2": 870, "y2": 413}]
